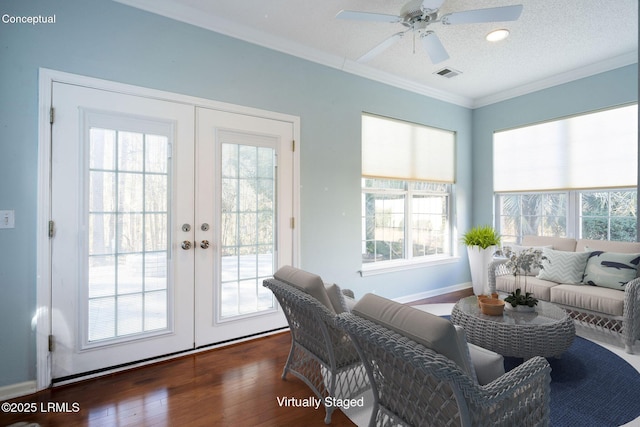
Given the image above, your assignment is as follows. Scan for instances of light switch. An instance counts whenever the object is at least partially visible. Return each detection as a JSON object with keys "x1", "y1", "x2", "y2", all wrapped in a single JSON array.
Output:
[{"x1": 0, "y1": 210, "x2": 15, "y2": 229}]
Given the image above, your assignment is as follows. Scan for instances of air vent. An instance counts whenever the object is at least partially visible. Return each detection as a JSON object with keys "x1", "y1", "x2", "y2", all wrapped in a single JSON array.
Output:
[{"x1": 434, "y1": 67, "x2": 462, "y2": 78}]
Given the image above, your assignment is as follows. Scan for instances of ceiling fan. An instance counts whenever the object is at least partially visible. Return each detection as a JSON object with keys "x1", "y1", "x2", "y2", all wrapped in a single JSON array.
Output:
[{"x1": 336, "y1": 0, "x2": 523, "y2": 64}]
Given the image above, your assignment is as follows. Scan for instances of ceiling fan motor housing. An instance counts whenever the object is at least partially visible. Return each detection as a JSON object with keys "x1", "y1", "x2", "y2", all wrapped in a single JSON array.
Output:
[{"x1": 401, "y1": 0, "x2": 439, "y2": 28}]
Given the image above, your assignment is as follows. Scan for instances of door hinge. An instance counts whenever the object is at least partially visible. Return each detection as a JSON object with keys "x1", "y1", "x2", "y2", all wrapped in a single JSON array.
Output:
[
  {"x1": 48, "y1": 335, "x2": 54, "y2": 352},
  {"x1": 290, "y1": 217, "x2": 295, "y2": 229},
  {"x1": 48, "y1": 220, "x2": 54, "y2": 238},
  {"x1": 291, "y1": 140, "x2": 295, "y2": 152},
  {"x1": 50, "y1": 107, "x2": 55, "y2": 124}
]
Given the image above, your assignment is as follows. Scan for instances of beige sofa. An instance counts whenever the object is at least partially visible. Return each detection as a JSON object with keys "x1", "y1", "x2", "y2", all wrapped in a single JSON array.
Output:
[{"x1": 489, "y1": 236, "x2": 640, "y2": 353}]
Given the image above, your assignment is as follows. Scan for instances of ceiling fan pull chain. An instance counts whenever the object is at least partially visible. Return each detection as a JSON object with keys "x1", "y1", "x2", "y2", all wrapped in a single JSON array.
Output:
[{"x1": 412, "y1": 30, "x2": 416, "y2": 54}]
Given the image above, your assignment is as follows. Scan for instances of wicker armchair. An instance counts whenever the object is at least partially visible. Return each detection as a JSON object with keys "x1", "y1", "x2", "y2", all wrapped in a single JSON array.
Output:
[
  {"x1": 337, "y1": 312, "x2": 552, "y2": 427},
  {"x1": 263, "y1": 271, "x2": 369, "y2": 424}
]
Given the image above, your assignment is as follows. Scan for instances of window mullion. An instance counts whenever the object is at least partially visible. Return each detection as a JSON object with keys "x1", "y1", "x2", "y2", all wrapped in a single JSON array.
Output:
[{"x1": 405, "y1": 184, "x2": 411, "y2": 260}]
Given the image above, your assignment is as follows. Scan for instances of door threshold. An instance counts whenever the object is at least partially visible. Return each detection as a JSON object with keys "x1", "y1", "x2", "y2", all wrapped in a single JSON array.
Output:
[{"x1": 51, "y1": 327, "x2": 290, "y2": 388}]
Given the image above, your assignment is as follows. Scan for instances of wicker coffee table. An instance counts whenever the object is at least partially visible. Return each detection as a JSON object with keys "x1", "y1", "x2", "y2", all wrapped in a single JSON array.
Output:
[{"x1": 451, "y1": 296, "x2": 575, "y2": 359}]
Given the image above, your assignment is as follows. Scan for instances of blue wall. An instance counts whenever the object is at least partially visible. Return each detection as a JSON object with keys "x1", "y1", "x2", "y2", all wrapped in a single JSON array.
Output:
[
  {"x1": 0, "y1": 0, "x2": 636, "y2": 390},
  {"x1": 0, "y1": 0, "x2": 475, "y2": 388}
]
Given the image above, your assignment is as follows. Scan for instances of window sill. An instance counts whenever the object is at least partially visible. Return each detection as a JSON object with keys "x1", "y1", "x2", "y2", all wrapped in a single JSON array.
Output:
[{"x1": 359, "y1": 255, "x2": 460, "y2": 277}]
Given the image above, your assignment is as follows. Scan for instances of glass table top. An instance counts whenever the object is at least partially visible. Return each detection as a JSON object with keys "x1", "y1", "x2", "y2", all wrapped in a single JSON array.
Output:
[{"x1": 454, "y1": 295, "x2": 568, "y2": 326}]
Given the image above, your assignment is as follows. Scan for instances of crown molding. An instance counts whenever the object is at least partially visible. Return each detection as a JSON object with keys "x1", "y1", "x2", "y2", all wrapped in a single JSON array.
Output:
[
  {"x1": 115, "y1": 0, "x2": 637, "y2": 110},
  {"x1": 471, "y1": 52, "x2": 638, "y2": 108}
]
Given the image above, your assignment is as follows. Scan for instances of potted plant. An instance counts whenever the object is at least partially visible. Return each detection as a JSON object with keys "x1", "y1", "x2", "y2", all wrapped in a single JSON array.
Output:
[
  {"x1": 494, "y1": 246, "x2": 548, "y2": 289},
  {"x1": 461, "y1": 225, "x2": 501, "y2": 295},
  {"x1": 504, "y1": 288, "x2": 538, "y2": 312}
]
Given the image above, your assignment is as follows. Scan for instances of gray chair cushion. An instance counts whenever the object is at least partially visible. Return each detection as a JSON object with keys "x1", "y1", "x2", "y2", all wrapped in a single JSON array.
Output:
[
  {"x1": 273, "y1": 266, "x2": 336, "y2": 314},
  {"x1": 352, "y1": 293, "x2": 474, "y2": 379}
]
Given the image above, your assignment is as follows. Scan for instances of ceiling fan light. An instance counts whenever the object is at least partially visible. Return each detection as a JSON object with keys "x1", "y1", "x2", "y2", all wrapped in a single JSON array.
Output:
[{"x1": 486, "y1": 29, "x2": 510, "y2": 42}]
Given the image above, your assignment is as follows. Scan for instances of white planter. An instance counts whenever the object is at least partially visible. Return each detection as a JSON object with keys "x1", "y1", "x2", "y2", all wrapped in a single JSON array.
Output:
[{"x1": 467, "y1": 245, "x2": 497, "y2": 295}]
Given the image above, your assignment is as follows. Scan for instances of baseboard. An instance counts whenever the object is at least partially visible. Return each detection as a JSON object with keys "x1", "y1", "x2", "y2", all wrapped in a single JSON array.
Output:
[
  {"x1": 0, "y1": 380, "x2": 37, "y2": 401},
  {"x1": 393, "y1": 282, "x2": 472, "y2": 304}
]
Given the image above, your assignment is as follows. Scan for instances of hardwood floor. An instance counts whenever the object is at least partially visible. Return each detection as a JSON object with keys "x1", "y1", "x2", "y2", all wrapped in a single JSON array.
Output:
[{"x1": 1, "y1": 289, "x2": 471, "y2": 427}]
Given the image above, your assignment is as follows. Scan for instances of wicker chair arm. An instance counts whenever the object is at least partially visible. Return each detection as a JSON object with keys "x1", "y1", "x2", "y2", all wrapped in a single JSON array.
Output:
[
  {"x1": 477, "y1": 355, "x2": 551, "y2": 400},
  {"x1": 263, "y1": 279, "x2": 352, "y2": 364},
  {"x1": 623, "y1": 278, "x2": 640, "y2": 352},
  {"x1": 488, "y1": 258, "x2": 510, "y2": 294},
  {"x1": 341, "y1": 288, "x2": 355, "y2": 299}
]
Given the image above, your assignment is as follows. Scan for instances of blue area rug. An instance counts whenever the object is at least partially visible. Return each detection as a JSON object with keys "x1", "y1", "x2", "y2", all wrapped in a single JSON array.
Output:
[{"x1": 504, "y1": 336, "x2": 640, "y2": 426}]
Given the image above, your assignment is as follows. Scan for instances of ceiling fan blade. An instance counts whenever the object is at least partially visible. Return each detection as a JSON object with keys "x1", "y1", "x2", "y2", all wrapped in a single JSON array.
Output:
[
  {"x1": 442, "y1": 5, "x2": 523, "y2": 25},
  {"x1": 421, "y1": 0, "x2": 445, "y2": 13},
  {"x1": 357, "y1": 32, "x2": 405, "y2": 63},
  {"x1": 421, "y1": 31, "x2": 449, "y2": 64},
  {"x1": 336, "y1": 10, "x2": 402, "y2": 23}
]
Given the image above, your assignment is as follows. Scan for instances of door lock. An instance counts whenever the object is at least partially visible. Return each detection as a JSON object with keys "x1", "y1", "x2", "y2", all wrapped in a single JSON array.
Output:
[
  {"x1": 181, "y1": 240, "x2": 192, "y2": 250},
  {"x1": 200, "y1": 240, "x2": 210, "y2": 249}
]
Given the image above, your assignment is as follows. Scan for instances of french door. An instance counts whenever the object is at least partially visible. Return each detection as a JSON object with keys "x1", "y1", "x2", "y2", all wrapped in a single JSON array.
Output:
[
  {"x1": 50, "y1": 82, "x2": 292, "y2": 380},
  {"x1": 195, "y1": 108, "x2": 293, "y2": 345}
]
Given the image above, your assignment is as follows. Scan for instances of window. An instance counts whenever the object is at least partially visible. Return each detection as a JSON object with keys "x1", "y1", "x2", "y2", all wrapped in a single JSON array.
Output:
[
  {"x1": 494, "y1": 104, "x2": 637, "y2": 243},
  {"x1": 580, "y1": 189, "x2": 637, "y2": 241},
  {"x1": 361, "y1": 113, "x2": 455, "y2": 273}
]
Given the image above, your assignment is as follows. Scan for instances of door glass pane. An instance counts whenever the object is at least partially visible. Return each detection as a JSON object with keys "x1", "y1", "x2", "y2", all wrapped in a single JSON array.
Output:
[
  {"x1": 88, "y1": 128, "x2": 170, "y2": 342},
  {"x1": 220, "y1": 143, "x2": 275, "y2": 318}
]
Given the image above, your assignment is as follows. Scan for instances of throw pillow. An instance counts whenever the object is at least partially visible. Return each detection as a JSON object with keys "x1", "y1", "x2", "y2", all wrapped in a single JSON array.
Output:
[
  {"x1": 537, "y1": 248, "x2": 590, "y2": 284},
  {"x1": 582, "y1": 250, "x2": 640, "y2": 290},
  {"x1": 324, "y1": 283, "x2": 347, "y2": 314}
]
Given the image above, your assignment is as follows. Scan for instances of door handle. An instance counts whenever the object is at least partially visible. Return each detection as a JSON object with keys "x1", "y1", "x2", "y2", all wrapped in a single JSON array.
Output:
[
  {"x1": 200, "y1": 240, "x2": 210, "y2": 249},
  {"x1": 181, "y1": 241, "x2": 192, "y2": 250}
]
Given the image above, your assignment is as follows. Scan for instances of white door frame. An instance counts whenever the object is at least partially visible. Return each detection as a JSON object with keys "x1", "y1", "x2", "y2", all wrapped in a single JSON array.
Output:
[{"x1": 36, "y1": 68, "x2": 300, "y2": 390}]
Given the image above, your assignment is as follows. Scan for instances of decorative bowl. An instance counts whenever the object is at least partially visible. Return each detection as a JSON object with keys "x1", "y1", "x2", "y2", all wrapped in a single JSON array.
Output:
[
  {"x1": 480, "y1": 298, "x2": 505, "y2": 316},
  {"x1": 477, "y1": 295, "x2": 490, "y2": 306}
]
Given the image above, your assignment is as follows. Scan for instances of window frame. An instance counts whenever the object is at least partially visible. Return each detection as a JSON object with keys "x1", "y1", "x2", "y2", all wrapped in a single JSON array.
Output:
[
  {"x1": 360, "y1": 178, "x2": 458, "y2": 277},
  {"x1": 494, "y1": 188, "x2": 637, "y2": 244}
]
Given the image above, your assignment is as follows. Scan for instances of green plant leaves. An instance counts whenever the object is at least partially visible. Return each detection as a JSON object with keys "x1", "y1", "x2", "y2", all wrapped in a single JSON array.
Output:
[{"x1": 461, "y1": 225, "x2": 501, "y2": 249}]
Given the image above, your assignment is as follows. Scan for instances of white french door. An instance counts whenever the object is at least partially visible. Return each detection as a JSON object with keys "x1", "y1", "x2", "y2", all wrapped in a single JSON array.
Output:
[
  {"x1": 49, "y1": 81, "x2": 292, "y2": 381},
  {"x1": 195, "y1": 108, "x2": 292, "y2": 345}
]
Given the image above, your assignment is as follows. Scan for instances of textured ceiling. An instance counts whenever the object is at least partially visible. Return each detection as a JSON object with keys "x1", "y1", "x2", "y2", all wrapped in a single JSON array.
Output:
[{"x1": 116, "y1": 0, "x2": 638, "y2": 107}]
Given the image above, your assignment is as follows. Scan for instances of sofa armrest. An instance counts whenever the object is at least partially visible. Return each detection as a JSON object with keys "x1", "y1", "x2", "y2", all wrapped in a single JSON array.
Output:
[
  {"x1": 488, "y1": 258, "x2": 510, "y2": 294},
  {"x1": 623, "y1": 278, "x2": 640, "y2": 353}
]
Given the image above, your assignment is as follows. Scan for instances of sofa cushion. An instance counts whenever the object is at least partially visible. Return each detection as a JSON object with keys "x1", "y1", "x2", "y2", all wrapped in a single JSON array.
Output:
[
  {"x1": 522, "y1": 235, "x2": 577, "y2": 252},
  {"x1": 582, "y1": 251, "x2": 640, "y2": 290},
  {"x1": 496, "y1": 275, "x2": 559, "y2": 301},
  {"x1": 352, "y1": 293, "x2": 474, "y2": 379},
  {"x1": 273, "y1": 266, "x2": 336, "y2": 314},
  {"x1": 537, "y1": 248, "x2": 589, "y2": 284},
  {"x1": 550, "y1": 284, "x2": 624, "y2": 317},
  {"x1": 576, "y1": 239, "x2": 640, "y2": 254}
]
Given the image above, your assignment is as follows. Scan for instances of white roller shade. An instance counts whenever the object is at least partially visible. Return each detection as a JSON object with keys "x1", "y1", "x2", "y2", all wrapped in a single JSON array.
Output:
[
  {"x1": 494, "y1": 104, "x2": 638, "y2": 192},
  {"x1": 362, "y1": 113, "x2": 455, "y2": 183}
]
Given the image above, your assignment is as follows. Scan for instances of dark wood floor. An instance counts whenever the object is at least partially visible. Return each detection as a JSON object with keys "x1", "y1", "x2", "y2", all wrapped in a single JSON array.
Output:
[{"x1": 1, "y1": 288, "x2": 473, "y2": 427}]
